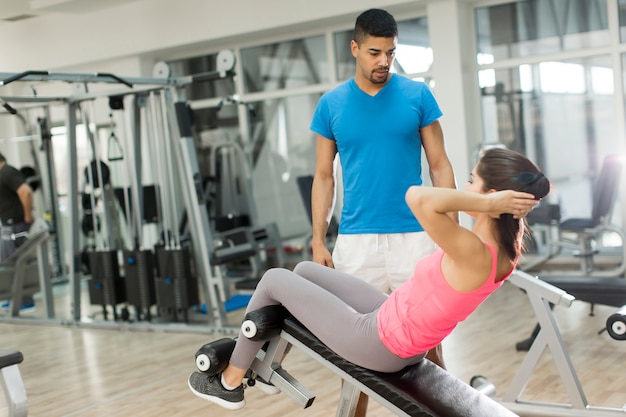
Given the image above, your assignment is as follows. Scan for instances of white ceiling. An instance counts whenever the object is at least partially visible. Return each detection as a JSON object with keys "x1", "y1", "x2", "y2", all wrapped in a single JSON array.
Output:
[
  {"x1": 0, "y1": 0, "x2": 488, "y2": 26},
  {"x1": 0, "y1": 0, "x2": 143, "y2": 23}
]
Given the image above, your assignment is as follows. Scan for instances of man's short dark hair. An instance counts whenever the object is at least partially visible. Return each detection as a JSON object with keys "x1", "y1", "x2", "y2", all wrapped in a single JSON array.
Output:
[
  {"x1": 0, "y1": 152, "x2": 5, "y2": 163},
  {"x1": 354, "y1": 9, "x2": 398, "y2": 45}
]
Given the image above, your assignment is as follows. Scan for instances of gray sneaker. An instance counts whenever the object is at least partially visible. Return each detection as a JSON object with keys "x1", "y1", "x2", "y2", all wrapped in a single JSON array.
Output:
[{"x1": 188, "y1": 372, "x2": 245, "y2": 410}]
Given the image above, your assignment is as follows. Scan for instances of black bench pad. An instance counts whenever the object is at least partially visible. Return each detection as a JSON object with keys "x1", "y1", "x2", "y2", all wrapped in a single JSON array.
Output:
[
  {"x1": 0, "y1": 349, "x2": 23, "y2": 369},
  {"x1": 283, "y1": 317, "x2": 517, "y2": 417},
  {"x1": 541, "y1": 276, "x2": 626, "y2": 307}
]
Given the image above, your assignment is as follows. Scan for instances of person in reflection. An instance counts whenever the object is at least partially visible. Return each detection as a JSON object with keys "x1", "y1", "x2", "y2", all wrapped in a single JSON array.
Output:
[{"x1": 0, "y1": 152, "x2": 35, "y2": 310}]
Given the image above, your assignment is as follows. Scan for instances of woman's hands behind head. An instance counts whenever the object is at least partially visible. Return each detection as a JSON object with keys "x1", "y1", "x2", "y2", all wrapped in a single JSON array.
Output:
[{"x1": 487, "y1": 190, "x2": 539, "y2": 219}]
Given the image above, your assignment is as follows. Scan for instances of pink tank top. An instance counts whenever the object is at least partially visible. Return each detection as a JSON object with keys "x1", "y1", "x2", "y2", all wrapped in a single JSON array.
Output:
[{"x1": 377, "y1": 243, "x2": 512, "y2": 358}]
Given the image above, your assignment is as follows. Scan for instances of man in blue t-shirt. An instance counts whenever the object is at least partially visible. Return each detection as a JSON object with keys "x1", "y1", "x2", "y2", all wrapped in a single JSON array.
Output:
[{"x1": 310, "y1": 9, "x2": 457, "y2": 414}]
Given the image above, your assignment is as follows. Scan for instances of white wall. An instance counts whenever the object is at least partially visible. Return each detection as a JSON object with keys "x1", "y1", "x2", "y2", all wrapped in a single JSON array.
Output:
[
  {"x1": 0, "y1": 0, "x2": 427, "y2": 71},
  {"x1": 427, "y1": 0, "x2": 478, "y2": 227}
]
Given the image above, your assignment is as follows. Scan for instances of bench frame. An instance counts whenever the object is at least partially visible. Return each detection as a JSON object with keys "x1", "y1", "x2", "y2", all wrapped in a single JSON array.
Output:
[
  {"x1": 497, "y1": 271, "x2": 626, "y2": 416},
  {"x1": 0, "y1": 349, "x2": 27, "y2": 417}
]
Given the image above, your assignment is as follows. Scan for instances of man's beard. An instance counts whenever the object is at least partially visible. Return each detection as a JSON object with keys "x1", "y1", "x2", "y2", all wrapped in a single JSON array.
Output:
[{"x1": 369, "y1": 69, "x2": 389, "y2": 84}]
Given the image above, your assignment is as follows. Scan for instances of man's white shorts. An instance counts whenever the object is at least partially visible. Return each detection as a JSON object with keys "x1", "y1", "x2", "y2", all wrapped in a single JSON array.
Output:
[{"x1": 332, "y1": 232, "x2": 438, "y2": 294}]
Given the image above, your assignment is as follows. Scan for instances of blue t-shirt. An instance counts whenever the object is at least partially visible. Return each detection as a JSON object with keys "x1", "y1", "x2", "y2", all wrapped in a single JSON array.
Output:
[{"x1": 310, "y1": 75, "x2": 442, "y2": 234}]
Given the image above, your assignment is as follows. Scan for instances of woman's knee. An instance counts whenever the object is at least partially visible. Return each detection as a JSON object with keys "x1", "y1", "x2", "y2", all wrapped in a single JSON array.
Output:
[
  {"x1": 293, "y1": 260, "x2": 328, "y2": 276},
  {"x1": 257, "y1": 267, "x2": 295, "y2": 290}
]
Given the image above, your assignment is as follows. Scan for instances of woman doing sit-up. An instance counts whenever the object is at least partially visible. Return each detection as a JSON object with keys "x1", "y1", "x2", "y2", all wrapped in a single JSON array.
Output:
[{"x1": 188, "y1": 148, "x2": 551, "y2": 410}]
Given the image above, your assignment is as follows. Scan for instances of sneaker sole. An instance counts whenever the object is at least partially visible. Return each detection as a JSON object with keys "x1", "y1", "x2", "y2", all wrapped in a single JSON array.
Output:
[
  {"x1": 243, "y1": 377, "x2": 280, "y2": 395},
  {"x1": 187, "y1": 375, "x2": 245, "y2": 410}
]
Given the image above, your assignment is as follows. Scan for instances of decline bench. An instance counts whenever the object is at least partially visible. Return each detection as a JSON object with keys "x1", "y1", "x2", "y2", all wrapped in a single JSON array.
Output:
[
  {"x1": 194, "y1": 307, "x2": 518, "y2": 417},
  {"x1": 278, "y1": 316, "x2": 517, "y2": 416}
]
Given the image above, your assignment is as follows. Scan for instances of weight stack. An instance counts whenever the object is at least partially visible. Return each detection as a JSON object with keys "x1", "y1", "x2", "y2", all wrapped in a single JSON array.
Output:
[
  {"x1": 87, "y1": 250, "x2": 126, "y2": 320},
  {"x1": 124, "y1": 249, "x2": 157, "y2": 321},
  {"x1": 154, "y1": 245, "x2": 199, "y2": 322}
]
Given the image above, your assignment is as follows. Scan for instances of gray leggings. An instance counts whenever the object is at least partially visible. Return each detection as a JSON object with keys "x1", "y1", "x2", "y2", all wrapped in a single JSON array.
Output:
[{"x1": 230, "y1": 261, "x2": 425, "y2": 373}]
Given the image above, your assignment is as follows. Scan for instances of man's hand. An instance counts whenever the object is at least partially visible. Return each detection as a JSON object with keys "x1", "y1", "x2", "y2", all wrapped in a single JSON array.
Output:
[{"x1": 312, "y1": 244, "x2": 334, "y2": 268}]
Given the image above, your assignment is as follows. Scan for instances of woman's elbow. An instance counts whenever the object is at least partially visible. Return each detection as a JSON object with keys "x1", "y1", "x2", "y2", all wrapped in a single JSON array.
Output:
[{"x1": 405, "y1": 186, "x2": 426, "y2": 210}]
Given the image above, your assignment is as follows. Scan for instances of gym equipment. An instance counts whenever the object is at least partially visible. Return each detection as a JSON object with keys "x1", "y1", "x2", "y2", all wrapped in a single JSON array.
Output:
[
  {"x1": 123, "y1": 249, "x2": 156, "y2": 321},
  {"x1": 154, "y1": 245, "x2": 198, "y2": 323},
  {"x1": 143, "y1": 90, "x2": 200, "y2": 324},
  {"x1": 476, "y1": 270, "x2": 626, "y2": 416},
  {"x1": 606, "y1": 305, "x2": 626, "y2": 341},
  {"x1": 241, "y1": 305, "x2": 289, "y2": 340},
  {"x1": 470, "y1": 375, "x2": 496, "y2": 397},
  {"x1": 84, "y1": 253, "x2": 126, "y2": 320},
  {"x1": 222, "y1": 305, "x2": 516, "y2": 416},
  {"x1": 0, "y1": 70, "x2": 135, "y2": 88},
  {"x1": 80, "y1": 98, "x2": 129, "y2": 320},
  {"x1": 0, "y1": 349, "x2": 27, "y2": 417},
  {"x1": 0, "y1": 58, "x2": 280, "y2": 331},
  {"x1": 87, "y1": 250, "x2": 126, "y2": 321},
  {"x1": 204, "y1": 138, "x2": 254, "y2": 233},
  {"x1": 515, "y1": 276, "x2": 626, "y2": 350},
  {"x1": 36, "y1": 116, "x2": 67, "y2": 280},
  {"x1": 109, "y1": 99, "x2": 157, "y2": 322},
  {"x1": 210, "y1": 228, "x2": 257, "y2": 266},
  {"x1": 194, "y1": 337, "x2": 236, "y2": 374},
  {"x1": 540, "y1": 276, "x2": 626, "y2": 309},
  {"x1": 168, "y1": 93, "x2": 244, "y2": 328},
  {"x1": 197, "y1": 127, "x2": 286, "y2": 275},
  {"x1": 0, "y1": 220, "x2": 53, "y2": 318},
  {"x1": 522, "y1": 155, "x2": 625, "y2": 277},
  {"x1": 0, "y1": 97, "x2": 17, "y2": 114}
]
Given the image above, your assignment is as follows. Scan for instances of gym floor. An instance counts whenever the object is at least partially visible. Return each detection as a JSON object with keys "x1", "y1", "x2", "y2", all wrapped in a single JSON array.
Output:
[{"x1": 1, "y1": 279, "x2": 625, "y2": 416}]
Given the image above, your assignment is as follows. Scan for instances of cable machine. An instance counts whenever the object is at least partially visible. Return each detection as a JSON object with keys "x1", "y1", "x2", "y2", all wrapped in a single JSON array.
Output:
[{"x1": 0, "y1": 54, "x2": 268, "y2": 330}]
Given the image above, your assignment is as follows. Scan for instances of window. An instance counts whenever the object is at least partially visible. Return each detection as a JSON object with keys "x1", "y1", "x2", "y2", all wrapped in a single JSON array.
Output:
[
  {"x1": 476, "y1": 0, "x2": 609, "y2": 62},
  {"x1": 249, "y1": 95, "x2": 321, "y2": 238},
  {"x1": 241, "y1": 35, "x2": 328, "y2": 94},
  {"x1": 479, "y1": 55, "x2": 616, "y2": 220},
  {"x1": 619, "y1": 0, "x2": 626, "y2": 42}
]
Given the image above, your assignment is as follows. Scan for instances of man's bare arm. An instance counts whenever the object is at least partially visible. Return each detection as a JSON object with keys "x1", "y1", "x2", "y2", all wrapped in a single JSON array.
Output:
[
  {"x1": 311, "y1": 135, "x2": 338, "y2": 267},
  {"x1": 421, "y1": 120, "x2": 457, "y2": 222},
  {"x1": 17, "y1": 183, "x2": 34, "y2": 224}
]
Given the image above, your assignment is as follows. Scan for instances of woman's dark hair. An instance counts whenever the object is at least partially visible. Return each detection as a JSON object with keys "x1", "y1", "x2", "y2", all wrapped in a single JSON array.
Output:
[
  {"x1": 0, "y1": 152, "x2": 5, "y2": 163},
  {"x1": 354, "y1": 9, "x2": 398, "y2": 45},
  {"x1": 476, "y1": 148, "x2": 551, "y2": 260}
]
